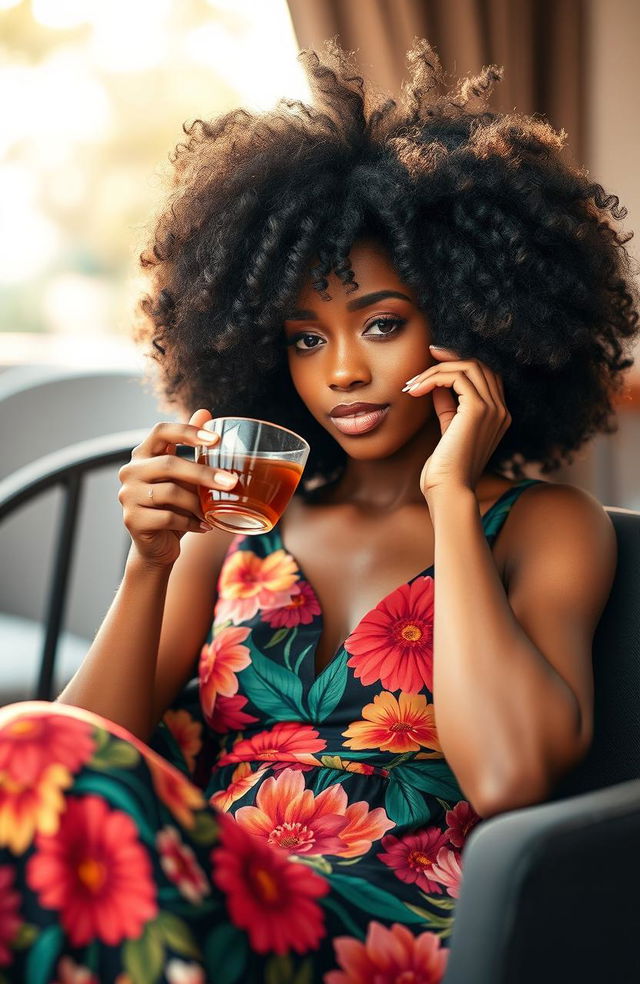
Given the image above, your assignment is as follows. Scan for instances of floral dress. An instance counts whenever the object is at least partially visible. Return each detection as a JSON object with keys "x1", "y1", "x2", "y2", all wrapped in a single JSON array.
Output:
[{"x1": 0, "y1": 478, "x2": 544, "y2": 984}]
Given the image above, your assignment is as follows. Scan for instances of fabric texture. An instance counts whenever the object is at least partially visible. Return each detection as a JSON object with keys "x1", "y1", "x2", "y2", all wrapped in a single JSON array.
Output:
[{"x1": 0, "y1": 478, "x2": 543, "y2": 983}]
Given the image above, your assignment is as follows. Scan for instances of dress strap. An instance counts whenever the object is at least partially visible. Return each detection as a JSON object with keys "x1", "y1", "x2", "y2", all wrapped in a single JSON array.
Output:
[{"x1": 482, "y1": 478, "x2": 546, "y2": 542}]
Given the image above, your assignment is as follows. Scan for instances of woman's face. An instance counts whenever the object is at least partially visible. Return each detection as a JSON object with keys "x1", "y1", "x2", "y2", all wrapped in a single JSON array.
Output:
[{"x1": 283, "y1": 238, "x2": 437, "y2": 459}]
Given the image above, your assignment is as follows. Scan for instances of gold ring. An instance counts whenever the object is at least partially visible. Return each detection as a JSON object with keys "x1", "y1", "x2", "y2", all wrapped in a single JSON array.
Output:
[{"x1": 148, "y1": 486, "x2": 154, "y2": 500}]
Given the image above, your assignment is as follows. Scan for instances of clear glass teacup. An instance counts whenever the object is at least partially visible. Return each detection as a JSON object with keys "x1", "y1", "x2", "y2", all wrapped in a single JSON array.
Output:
[{"x1": 196, "y1": 416, "x2": 310, "y2": 534}]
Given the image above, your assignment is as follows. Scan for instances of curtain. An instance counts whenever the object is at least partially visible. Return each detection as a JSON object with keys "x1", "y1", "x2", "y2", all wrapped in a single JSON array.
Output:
[{"x1": 286, "y1": 0, "x2": 586, "y2": 165}]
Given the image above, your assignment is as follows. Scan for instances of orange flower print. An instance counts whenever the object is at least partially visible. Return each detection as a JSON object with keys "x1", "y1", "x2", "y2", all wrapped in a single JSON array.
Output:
[
  {"x1": 147, "y1": 758, "x2": 206, "y2": 830},
  {"x1": 325, "y1": 921, "x2": 448, "y2": 984},
  {"x1": 199, "y1": 625, "x2": 251, "y2": 719},
  {"x1": 217, "y1": 722, "x2": 326, "y2": 769},
  {"x1": 0, "y1": 764, "x2": 74, "y2": 854},
  {"x1": 342, "y1": 691, "x2": 440, "y2": 754},
  {"x1": 345, "y1": 577, "x2": 434, "y2": 694},
  {"x1": 337, "y1": 800, "x2": 395, "y2": 859},
  {"x1": 214, "y1": 549, "x2": 301, "y2": 624},
  {"x1": 162, "y1": 709, "x2": 203, "y2": 774},
  {"x1": 52, "y1": 956, "x2": 99, "y2": 983},
  {"x1": 209, "y1": 762, "x2": 270, "y2": 812}
]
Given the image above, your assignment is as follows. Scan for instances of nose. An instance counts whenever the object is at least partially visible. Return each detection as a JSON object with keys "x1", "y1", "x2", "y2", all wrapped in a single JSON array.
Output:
[{"x1": 326, "y1": 335, "x2": 372, "y2": 391}]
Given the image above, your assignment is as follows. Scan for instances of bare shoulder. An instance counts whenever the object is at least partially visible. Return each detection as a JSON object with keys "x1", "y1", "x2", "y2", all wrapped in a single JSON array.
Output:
[{"x1": 503, "y1": 480, "x2": 618, "y2": 603}]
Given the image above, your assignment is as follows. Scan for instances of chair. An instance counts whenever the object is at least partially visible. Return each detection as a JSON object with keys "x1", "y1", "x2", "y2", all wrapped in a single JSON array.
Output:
[
  {"x1": 0, "y1": 366, "x2": 175, "y2": 700},
  {"x1": 1, "y1": 443, "x2": 639, "y2": 982}
]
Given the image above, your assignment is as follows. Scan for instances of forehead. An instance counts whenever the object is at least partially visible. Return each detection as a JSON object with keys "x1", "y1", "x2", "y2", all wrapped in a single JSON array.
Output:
[{"x1": 293, "y1": 238, "x2": 414, "y2": 306}]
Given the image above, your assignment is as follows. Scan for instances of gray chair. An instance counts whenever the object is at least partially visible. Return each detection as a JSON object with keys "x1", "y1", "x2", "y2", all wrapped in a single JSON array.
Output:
[{"x1": 0, "y1": 366, "x2": 175, "y2": 701}]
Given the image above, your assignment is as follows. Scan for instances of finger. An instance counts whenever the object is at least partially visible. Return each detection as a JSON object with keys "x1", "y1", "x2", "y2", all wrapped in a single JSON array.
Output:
[
  {"x1": 406, "y1": 364, "x2": 493, "y2": 405},
  {"x1": 140, "y1": 481, "x2": 205, "y2": 519},
  {"x1": 135, "y1": 508, "x2": 204, "y2": 535},
  {"x1": 189, "y1": 408, "x2": 213, "y2": 430},
  {"x1": 130, "y1": 455, "x2": 239, "y2": 491},
  {"x1": 131, "y1": 420, "x2": 220, "y2": 460}
]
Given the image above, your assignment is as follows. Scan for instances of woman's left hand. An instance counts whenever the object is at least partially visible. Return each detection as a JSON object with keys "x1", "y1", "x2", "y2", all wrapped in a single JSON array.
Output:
[{"x1": 403, "y1": 345, "x2": 512, "y2": 499}]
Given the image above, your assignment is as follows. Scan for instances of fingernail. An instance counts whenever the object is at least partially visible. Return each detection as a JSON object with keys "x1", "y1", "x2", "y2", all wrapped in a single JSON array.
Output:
[
  {"x1": 215, "y1": 471, "x2": 238, "y2": 488},
  {"x1": 200, "y1": 521, "x2": 211, "y2": 532},
  {"x1": 197, "y1": 429, "x2": 219, "y2": 442},
  {"x1": 404, "y1": 375, "x2": 419, "y2": 386},
  {"x1": 429, "y1": 344, "x2": 446, "y2": 350}
]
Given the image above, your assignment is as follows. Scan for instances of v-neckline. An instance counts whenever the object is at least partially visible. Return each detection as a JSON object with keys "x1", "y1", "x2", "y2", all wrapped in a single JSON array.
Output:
[{"x1": 272, "y1": 479, "x2": 538, "y2": 685}]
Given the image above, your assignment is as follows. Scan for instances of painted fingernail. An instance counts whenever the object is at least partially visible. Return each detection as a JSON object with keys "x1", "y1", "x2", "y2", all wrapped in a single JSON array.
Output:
[
  {"x1": 214, "y1": 471, "x2": 238, "y2": 488},
  {"x1": 197, "y1": 429, "x2": 219, "y2": 442},
  {"x1": 199, "y1": 521, "x2": 211, "y2": 532},
  {"x1": 404, "y1": 374, "x2": 419, "y2": 386},
  {"x1": 429, "y1": 344, "x2": 447, "y2": 350}
]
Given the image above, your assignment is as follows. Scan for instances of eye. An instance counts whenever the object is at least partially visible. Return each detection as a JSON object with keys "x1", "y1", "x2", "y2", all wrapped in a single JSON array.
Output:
[{"x1": 284, "y1": 316, "x2": 406, "y2": 352}]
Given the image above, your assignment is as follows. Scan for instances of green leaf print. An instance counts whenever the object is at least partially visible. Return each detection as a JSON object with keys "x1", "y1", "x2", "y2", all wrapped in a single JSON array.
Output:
[
  {"x1": 307, "y1": 651, "x2": 348, "y2": 722},
  {"x1": 240, "y1": 641, "x2": 305, "y2": 720},
  {"x1": 392, "y1": 761, "x2": 464, "y2": 802},
  {"x1": 89, "y1": 738, "x2": 140, "y2": 770},
  {"x1": 24, "y1": 924, "x2": 63, "y2": 984},
  {"x1": 154, "y1": 911, "x2": 202, "y2": 960},
  {"x1": 204, "y1": 923, "x2": 248, "y2": 984},
  {"x1": 328, "y1": 872, "x2": 427, "y2": 924},
  {"x1": 265, "y1": 627, "x2": 289, "y2": 649},
  {"x1": 385, "y1": 777, "x2": 434, "y2": 826},
  {"x1": 266, "y1": 954, "x2": 313, "y2": 984},
  {"x1": 123, "y1": 922, "x2": 165, "y2": 984}
]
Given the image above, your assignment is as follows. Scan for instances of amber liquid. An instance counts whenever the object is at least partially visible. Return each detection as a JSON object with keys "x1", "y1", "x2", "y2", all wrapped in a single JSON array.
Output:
[{"x1": 198, "y1": 452, "x2": 304, "y2": 534}]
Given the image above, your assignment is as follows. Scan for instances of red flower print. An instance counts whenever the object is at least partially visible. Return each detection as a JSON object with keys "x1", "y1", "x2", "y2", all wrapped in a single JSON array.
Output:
[
  {"x1": 377, "y1": 828, "x2": 451, "y2": 894},
  {"x1": 342, "y1": 691, "x2": 440, "y2": 754},
  {"x1": 212, "y1": 812, "x2": 328, "y2": 955},
  {"x1": 199, "y1": 625, "x2": 251, "y2": 719},
  {"x1": 217, "y1": 722, "x2": 326, "y2": 768},
  {"x1": 156, "y1": 826, "x2": 211, "y2": 904},
  {"x1": 235, "y1": 767, "x2": 348, "y2": 855},
  {"x1": 325, "y1": 921, "x2": 448, "y2": 984},
  {"x1": 162, "y1": 709, "x2": 203, "y2": 774},
  {"x1": 215, "y1": 549, "x2": 301, "y2": 625},
  {"x1": 262, "y1": 581, "x2": 321, "y2": 628},
  {"x1": 430, "y1": 846, "x2": 463, "y2": 899},
  {"x1": 0, "y1": 713, "x2": 95, "y2": 785},
  {"x1": 0, "y1": 865, "x2": 21, "y2": 967},
  {"x1": 209, "y1": 762, "x2": 270, "y2": 812},
  {"x1": 26, "y1": 794, "x2": 157, "y2": 947},
  {"x1": 444, "y1": 799, "x2": 482, "y2": 848},
  {"x1": 345, "y1": 577, "x2": 434, "y2": 694},
  {"x1": 206, "y1": 694, "x2": 259, "y2": 735}
]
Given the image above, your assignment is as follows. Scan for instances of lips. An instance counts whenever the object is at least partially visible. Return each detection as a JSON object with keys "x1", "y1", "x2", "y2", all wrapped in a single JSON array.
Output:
[
  {"x1": 329, "y1": 404, "x2": 390, "y2": 436},
  {"x1": 329, "y1": 402, "x2": 388, "y2": 417}
]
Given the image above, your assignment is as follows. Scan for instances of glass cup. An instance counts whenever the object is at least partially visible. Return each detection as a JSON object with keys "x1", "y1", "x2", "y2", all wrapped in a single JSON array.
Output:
[{"x1": 196, "y1": 416, "x2": 310, "y2": 534}]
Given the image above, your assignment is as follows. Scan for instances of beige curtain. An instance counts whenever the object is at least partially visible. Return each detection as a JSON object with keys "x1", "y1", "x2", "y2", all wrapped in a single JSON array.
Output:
[{"x1": 286, "y1": 0, "x2": 586, "y2": 164}]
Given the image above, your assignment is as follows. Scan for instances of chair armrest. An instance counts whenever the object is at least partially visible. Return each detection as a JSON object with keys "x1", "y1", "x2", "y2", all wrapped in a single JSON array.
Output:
[{"x1": 443, "y1": 777, "x2": 640, "y2": 984}]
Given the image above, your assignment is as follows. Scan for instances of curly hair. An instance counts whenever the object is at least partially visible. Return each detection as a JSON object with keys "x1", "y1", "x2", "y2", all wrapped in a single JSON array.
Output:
[{"x1": 134, "y1": 37, "x2": 640, "y2": 493}]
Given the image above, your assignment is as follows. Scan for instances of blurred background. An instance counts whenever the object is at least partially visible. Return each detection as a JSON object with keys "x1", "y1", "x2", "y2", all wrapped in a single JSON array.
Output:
[{"x1": 1, "y1": 0, "x2": 639, "y2": 507}]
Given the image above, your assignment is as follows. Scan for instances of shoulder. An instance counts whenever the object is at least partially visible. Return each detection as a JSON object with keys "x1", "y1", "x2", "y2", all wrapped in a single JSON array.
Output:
[{"x1": 503, "y1": 480, "x2": 618, "y2": 606}]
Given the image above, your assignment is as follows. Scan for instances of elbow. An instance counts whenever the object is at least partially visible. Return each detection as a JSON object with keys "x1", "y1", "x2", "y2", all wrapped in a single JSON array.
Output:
[{"x1": 471, "y1": 767, "x2": 550, "y2": 820}]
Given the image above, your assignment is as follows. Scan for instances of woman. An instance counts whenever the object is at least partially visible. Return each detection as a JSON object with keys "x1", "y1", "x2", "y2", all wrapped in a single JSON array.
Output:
[{"x1": 0, "y1": 38, "x2": 636, "y2": 984}]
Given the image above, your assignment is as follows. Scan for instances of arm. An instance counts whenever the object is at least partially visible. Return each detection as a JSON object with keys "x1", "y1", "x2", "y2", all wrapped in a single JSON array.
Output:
[{"x1": 427, "y1": 481, "x2": 617, "y2": 819}]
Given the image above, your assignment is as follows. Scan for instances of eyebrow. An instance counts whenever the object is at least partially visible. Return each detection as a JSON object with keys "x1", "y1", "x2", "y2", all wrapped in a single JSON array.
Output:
[{"x1": 284, "y1": 289, "x2": 414, "y2": 321}]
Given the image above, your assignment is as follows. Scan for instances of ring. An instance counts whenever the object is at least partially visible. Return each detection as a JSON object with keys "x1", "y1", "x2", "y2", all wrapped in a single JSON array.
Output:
[{"x1": 148, "y1": 487, "x2": 154, "y2": 501}]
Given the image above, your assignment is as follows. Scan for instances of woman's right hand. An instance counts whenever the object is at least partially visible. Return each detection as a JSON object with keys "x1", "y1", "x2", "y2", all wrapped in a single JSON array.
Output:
[{"x1": 117, "y1": 408, "x2": 238, "y2": 569}]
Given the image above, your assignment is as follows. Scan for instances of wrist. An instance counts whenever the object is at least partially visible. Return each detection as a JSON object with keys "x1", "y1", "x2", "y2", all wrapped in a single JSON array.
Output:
[
  {"x1": 424, "y1": 483, "x2": 476, "y2": 511},
  {"x1": 125, "y1": 545, "x2": 175, "y2": 581}
]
